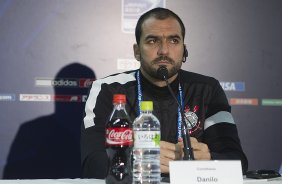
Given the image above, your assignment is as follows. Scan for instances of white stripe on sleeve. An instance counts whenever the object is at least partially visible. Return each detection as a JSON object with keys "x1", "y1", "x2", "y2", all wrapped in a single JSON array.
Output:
[
  {"x1": 83, "y1": 72, "x2": 136, "y2": 128},
  {"x1": 204, "y1": 111, "x2": 235, "y2": 130}
]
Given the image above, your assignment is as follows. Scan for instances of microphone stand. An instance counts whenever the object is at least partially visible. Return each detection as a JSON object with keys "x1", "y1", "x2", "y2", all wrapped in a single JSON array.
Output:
[
  {"x1": 157, "y1": 66, "x2": 194, "y2": 160},
  {"x1": 164, "y1": 79, "x2": 194, "y2": 160},
  {"x1": 179, "y1": 110, "x2": 194, "y2": 160}
]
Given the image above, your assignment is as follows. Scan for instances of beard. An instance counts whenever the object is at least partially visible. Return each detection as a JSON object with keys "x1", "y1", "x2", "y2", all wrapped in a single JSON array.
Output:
[{"x1": 140, "y1": 55, "x2": 182, "y2": 80}]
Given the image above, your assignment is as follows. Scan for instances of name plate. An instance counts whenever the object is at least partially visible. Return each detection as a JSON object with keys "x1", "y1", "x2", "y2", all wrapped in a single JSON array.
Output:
[{"x1": 169, "y1": 160, "x2": 243, "y2": 184}]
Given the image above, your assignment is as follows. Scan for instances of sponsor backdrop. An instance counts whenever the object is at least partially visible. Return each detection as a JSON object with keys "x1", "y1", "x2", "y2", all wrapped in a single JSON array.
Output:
[{"x1": 0, "y1": 0, "x2": 281, "y2": 179}]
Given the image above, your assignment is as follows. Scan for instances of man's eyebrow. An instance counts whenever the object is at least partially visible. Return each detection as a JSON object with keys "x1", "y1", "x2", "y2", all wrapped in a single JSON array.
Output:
[
  {"x1": 168, "y1": 34, "x2": 181, "y2": 40},
  {"x1": 144, "y1": 34, "x2": 182, "y2": 40},
  {"x1": 144, "y1": 34, "x2": 159, "y2": 40}
]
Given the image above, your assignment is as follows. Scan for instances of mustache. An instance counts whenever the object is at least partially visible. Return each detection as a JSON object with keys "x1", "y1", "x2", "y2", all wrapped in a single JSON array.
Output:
[{"x1": 152, "y1": 56, "x2": 174, "y2": 64}]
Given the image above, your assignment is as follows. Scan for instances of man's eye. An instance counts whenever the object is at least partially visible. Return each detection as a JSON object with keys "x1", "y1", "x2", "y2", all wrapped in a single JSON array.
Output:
[
  {"x1": 170, "y1": 38, "x2": 179, "y2": 44},
  {"x1": 148, "y1": 39, "x2": 157, "y2": 44}
]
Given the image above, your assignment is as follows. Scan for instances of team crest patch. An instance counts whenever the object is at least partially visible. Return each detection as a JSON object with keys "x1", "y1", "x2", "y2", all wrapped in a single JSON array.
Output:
[
  {"x1": 184, "y1": 105, "x2": 201, "y2": 133},
  {"x1": 184, "y1": 111, "x2": 198, "y2": 129}
]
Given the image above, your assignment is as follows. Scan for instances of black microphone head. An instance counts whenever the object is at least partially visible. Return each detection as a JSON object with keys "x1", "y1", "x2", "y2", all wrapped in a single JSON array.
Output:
[{"x1": 157, "y1": 66, "x2": 168, "y2": 80}]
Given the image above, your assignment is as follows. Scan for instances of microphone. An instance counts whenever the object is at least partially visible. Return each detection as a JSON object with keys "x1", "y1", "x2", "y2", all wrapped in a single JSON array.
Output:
[{"x1": 157, "y1": 66, "x2": 194, "y2": 160}]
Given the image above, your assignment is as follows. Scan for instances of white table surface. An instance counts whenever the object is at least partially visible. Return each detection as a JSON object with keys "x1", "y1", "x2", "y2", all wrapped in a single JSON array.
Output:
[
  {"x1": 0, "y1": 179, "x2": 97, "y2": 184},
  {"x1": 0, "y1": 178, "x2": 281, "y2": 184}
]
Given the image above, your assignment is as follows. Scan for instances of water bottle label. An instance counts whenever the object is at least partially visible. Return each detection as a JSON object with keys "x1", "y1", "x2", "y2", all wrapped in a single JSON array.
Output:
[
  {"x1": 106, "y1": 128, "x2": 133, "y2": 146},
  {"x1": 134, "y1": 131, "x2": 160, "y2": 148}
]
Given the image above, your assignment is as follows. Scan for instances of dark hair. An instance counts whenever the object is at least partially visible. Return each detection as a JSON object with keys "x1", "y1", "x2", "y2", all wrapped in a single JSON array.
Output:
[{"x1": 135, "y1": 7, "x2": 186, "y2": 45}]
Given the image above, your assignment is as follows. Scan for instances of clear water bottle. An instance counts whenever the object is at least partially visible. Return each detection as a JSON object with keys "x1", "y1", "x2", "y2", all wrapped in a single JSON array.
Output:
[{"x1": 133, "y1": 101, "x2": 161, "y2": 184}]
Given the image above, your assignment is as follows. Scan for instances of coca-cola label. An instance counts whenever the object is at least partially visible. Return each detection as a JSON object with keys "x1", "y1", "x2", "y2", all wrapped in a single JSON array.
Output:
[{"x1": 106, "y1": 128, "x2": 133, "y2": 146}]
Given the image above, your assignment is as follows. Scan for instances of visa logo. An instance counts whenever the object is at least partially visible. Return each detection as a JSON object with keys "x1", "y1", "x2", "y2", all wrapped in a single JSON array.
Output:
[{"x1": 220, "y1": 82, "x2": 245, "y2": 91}]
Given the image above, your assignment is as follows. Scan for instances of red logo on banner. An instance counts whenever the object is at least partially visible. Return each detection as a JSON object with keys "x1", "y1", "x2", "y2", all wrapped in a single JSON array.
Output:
[
  {"x1": 79, "y1": 78, "x2": 95, "y2": 88},
  {"x1": 106, "y1": 128, "x2": 133, "y2": 146},
  {"x1": 53, "y1": 95, "x2": 82, "y2": 102},
  {"x1": 229, "y1": 98, "x2": 258, "y2": 106}
]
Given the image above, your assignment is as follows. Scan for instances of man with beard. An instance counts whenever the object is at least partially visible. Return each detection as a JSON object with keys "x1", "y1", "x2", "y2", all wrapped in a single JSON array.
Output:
[{"x1": 81, "y1": 7, "x2": 248, "y2": 178}]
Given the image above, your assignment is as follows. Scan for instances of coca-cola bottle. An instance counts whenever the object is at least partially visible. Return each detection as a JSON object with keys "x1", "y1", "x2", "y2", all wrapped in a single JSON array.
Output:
[{"x1": 105, "y1": 94, "x2": 133, "y2": 184}]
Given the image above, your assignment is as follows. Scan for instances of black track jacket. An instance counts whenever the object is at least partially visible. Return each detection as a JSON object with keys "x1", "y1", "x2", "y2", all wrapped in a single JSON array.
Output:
[{"x1": 81, "y1": 69, "x2": 248, "y2": 178}]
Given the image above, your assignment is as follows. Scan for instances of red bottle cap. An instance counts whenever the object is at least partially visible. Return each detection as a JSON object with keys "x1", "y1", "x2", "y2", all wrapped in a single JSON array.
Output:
[{"x1": 113, "y1": 94, "x2": 126, "y2": 103}]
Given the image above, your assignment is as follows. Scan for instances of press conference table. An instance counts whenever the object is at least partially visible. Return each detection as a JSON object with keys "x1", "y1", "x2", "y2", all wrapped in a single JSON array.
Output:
[{"x1": 0, "y1": 178, "x2": 282, "y2": 184}]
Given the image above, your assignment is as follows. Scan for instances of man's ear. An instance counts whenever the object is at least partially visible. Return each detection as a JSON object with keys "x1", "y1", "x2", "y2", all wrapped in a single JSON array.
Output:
[{"x1": 133, "y1": 44, "x2": 141, "y2": 61}]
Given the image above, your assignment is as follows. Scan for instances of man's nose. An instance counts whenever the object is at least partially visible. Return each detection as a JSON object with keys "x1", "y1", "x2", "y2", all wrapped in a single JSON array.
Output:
[{"x1": 157, "y1": 40, "x2": 169, "y2": 56}]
